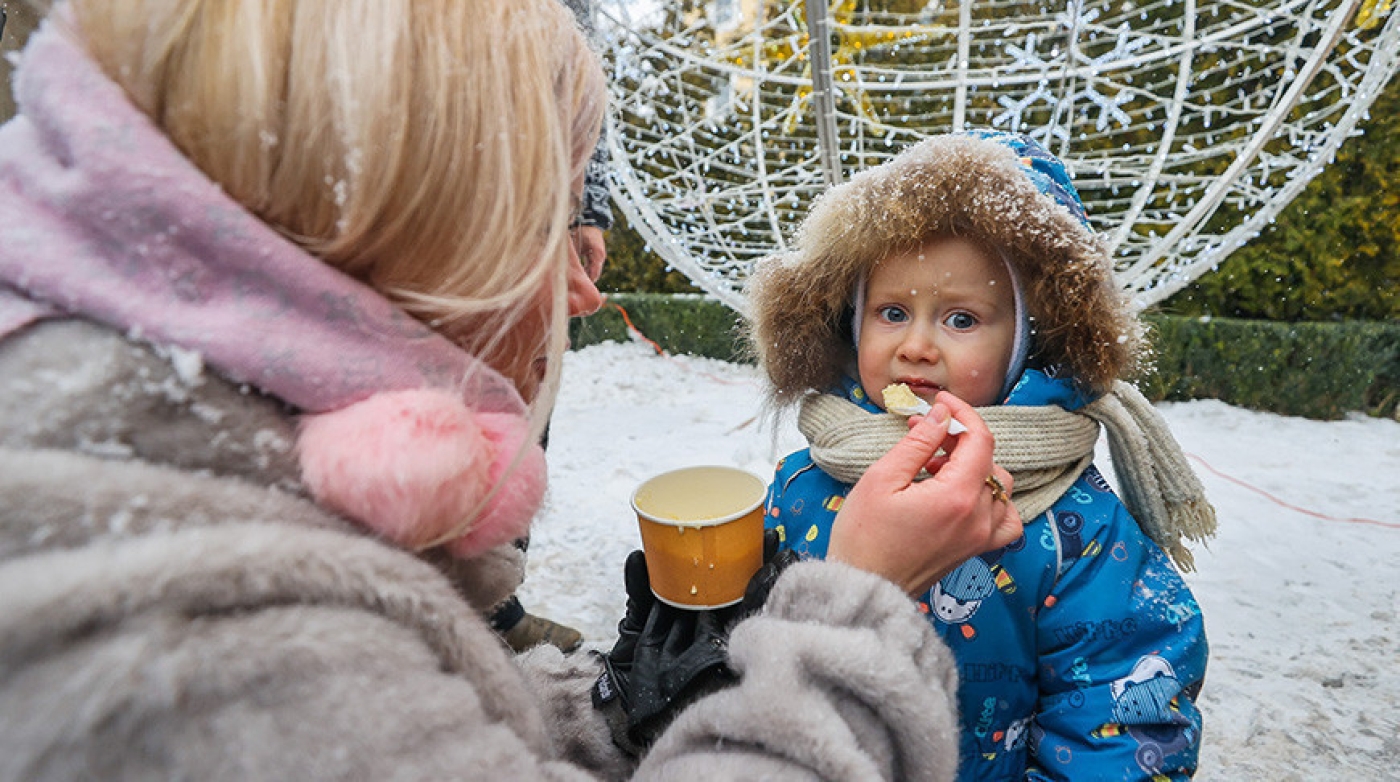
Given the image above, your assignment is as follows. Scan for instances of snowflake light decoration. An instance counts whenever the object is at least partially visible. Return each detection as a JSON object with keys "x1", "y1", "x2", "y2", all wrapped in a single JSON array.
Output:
[{"x1": 600, "y1": 0, "x2": 1400, "y2": 314}]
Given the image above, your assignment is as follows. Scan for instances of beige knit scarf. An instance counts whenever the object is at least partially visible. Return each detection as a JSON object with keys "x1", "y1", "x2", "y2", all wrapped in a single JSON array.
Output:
[{"x1": 797, "y1": 382, "x2": 1217, "y2": 571}]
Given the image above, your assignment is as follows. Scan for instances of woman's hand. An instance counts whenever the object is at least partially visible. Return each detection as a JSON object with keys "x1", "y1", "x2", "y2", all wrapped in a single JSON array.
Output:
[{"x1": 827, "y1": 391, "x2": 1021, "y2": 596}]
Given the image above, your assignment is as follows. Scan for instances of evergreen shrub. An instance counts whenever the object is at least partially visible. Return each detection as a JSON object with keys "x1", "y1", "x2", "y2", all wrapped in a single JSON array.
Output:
[
  {"x1": 1139, "y1": 315, "x2": 1400, "y2": 420},
  {"x1": 1160, "y1": 76, "x2": 1400, "y2": 322},
  {"x1": 570, "y1": 293, "x2": 746, "y2": 363}
]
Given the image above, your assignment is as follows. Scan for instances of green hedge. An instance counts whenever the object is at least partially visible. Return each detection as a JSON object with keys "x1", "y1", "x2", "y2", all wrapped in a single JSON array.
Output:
[
  {"x1": 571, "y1": 293, "x2": 747, "y2": 363},
  {"x1": 1138, "y1": 314, "x2": 1400, "y2": 420},
  {"x1": 572, "y1": 294, "x2": 1400, "y2": 421}
]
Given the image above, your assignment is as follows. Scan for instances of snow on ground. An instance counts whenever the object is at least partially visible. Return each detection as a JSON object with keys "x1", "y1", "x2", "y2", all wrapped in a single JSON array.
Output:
[{"x1": 520, "y1": 340, "x2": 1400, "y2": 780}]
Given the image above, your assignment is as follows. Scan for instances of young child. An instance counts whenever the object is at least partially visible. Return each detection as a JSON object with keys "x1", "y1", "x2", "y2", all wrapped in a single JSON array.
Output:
[{"x1": 747, "y1": 131, "x2": 1215, "y2": 781}]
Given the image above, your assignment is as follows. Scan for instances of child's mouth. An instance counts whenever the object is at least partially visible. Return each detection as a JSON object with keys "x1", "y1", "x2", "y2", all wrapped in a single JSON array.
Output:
[{"x1": 898, "y1": 378, "x2": 943, "y2": 396}]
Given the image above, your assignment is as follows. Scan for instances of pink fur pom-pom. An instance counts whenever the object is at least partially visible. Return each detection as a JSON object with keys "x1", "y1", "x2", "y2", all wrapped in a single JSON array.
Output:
[
  {"x1": 297, "y1": 389, "x2": 545, "y2": 557},
  {"x1": 443, "y1": 412, "x2": 547, "y2": 559}
]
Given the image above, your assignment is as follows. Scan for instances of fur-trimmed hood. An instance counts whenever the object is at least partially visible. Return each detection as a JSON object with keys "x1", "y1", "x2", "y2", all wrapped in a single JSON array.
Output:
[{"x1": 746, "y1": 132, "x2": 1142, "y2": 406}]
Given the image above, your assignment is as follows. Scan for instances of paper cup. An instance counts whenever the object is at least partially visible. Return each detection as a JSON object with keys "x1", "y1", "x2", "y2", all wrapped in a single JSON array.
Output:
[{"x1": 631, "y1": 465, "x2": 767, "y2": 609}]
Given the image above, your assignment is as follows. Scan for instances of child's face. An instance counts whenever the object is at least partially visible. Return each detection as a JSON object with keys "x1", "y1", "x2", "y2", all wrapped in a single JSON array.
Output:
[{"x1": 857, "y1": 235, "x2": 1017, "y2": 408}]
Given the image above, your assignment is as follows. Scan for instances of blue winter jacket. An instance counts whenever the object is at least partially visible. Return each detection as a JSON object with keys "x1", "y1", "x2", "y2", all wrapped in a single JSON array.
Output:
[{"x1": 764, "y1": 372, "x2": 1207, "y2": 781}]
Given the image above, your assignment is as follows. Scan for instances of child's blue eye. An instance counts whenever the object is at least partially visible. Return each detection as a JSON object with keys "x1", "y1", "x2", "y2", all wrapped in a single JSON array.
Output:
[
  {"x1": 945, "y1": 312, "x2": 977, "y2": 330},
  {"x1": 879, "y1": 305, "x2": 909, "y2": 324}
]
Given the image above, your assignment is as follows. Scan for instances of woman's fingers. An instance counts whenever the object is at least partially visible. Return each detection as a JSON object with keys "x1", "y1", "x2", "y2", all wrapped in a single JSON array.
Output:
[
  {"x1": 827, "y1": 394, "x2": 1021, "y2": 595},
  {"x1": 988, "y1": 464, "x2": 1023, "y2": 548},
  {"x1": 930, "y1": 394, "x2": 1022, "y2": 550},
  {"x1": 872, "y1": 401, "x2": 953, "y2": 486}
]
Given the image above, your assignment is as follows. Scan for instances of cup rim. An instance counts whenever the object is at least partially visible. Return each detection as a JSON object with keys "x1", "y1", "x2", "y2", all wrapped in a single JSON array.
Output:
[{"x1": 630, "y1": 464, "x2": 766, "y2": 528}]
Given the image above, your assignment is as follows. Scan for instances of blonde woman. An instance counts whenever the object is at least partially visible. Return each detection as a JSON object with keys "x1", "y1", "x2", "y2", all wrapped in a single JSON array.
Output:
[{"x1": 0, "y1": 2, "x2": 1018, "y2": 778}]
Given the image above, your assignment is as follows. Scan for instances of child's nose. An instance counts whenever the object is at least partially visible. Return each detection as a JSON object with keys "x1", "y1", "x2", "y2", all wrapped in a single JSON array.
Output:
[{"x1": 897, "y1": 325, "x2": 940, "y2": 363}]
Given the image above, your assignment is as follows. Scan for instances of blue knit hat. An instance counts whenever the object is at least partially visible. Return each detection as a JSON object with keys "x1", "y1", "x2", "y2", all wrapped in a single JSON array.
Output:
[{"x1": 964, "y1": 130, "x2": 1092, "y2": 228}]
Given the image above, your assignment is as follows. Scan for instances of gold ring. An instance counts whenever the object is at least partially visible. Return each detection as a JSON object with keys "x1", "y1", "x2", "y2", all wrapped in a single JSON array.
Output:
[{"x1": 985, "y1": 474, "x2": 1010, "y2": 504}]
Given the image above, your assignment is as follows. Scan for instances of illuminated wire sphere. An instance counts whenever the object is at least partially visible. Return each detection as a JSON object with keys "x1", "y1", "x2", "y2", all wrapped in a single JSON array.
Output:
[{"x1": 600, "y1": 0, "x2": 1400, "y2": 314}]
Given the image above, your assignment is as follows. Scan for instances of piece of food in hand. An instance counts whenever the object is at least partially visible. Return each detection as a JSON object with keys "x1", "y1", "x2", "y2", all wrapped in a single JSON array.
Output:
[{"x1": 881, "y1": 383, "x2": 968, "y2": 434}]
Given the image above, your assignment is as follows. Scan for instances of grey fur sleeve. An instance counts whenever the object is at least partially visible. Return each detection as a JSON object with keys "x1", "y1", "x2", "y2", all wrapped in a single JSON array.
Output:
[
  {"x1": 634, "y1": 560, "x2": 962, "y2": 781},
  {"x1": 516, "y1": 645, "x2": 638, "y2": 780}
]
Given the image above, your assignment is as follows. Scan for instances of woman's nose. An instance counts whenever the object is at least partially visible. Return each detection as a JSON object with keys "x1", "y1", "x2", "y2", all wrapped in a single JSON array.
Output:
[{"x1": 566, "y1": 246, "x2": 603, "y2": 318}]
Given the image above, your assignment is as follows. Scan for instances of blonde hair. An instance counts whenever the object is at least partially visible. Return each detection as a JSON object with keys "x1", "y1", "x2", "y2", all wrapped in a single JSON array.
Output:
[{"x1": 67, "y1": 0, "x2": 606, "y2": 430}]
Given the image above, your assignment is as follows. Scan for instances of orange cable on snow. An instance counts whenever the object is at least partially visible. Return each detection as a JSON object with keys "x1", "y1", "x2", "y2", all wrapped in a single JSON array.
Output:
[
  {"x1": 1186, "y1": 452, "x2": 1399, "y2": 530},
  {"x1": 609, "y1": 300, "x2": 664, "y2": 356}
]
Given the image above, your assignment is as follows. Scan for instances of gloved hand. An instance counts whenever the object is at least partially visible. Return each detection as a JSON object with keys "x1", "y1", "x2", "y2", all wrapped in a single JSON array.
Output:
[
  {"x1": 606, "y1": 549, "x2": 654, "y2": 668},
  {"x1": 592, "y1": 531, "x2": 799, "y2": 756}
]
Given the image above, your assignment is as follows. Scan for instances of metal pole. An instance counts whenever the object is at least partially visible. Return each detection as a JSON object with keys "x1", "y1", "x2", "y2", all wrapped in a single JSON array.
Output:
[
  {"x1": 952, "y1": 0, "x2": 970, "y2": 130},
  {"x1": 805, "y1": 0, "x2": 844, "y2": 186}
]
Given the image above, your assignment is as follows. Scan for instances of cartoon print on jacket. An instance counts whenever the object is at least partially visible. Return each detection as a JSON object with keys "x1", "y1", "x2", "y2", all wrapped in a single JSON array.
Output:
[
  {"x1": 930, "y1": 557, "x2": 995, "y2": 636},
  {"x1": 1102, "y1": 656, "x2": 1200, "y2": 775},
  {"x1": 929, "y1": 543, "x2": 1022, "y2": 641}
]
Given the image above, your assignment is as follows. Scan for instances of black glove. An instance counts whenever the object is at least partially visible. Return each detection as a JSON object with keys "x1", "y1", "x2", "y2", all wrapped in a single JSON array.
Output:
[
  {"x1": 592, "y1": 532, "x2": 799, "y2": 756},
  {"x1": 606, "y1": 549, "x2": 654, "y2": 667},
  {"x1": 592, "y1": 550, "x2": 733, "y2": 754}
]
